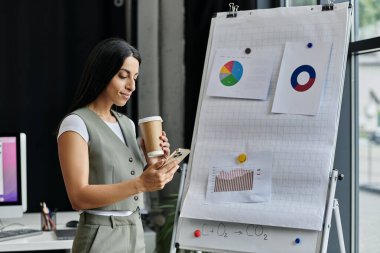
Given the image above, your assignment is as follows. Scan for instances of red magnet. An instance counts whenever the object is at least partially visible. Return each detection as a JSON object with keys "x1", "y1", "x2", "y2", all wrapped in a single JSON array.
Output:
[{"x1": 194, "y1": 229, "x2": 201, "y2": 238}]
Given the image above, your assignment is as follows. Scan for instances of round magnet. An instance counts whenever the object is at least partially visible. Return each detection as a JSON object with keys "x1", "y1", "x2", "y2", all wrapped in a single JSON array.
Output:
[{"x1": 238, "y1": 153, "x2": 247, "y2": 163}]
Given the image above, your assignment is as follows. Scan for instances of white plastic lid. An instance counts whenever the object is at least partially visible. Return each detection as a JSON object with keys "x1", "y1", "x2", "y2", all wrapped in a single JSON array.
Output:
[{"x1": 138, "y1": 116, "x2": 163, "y2": 125}]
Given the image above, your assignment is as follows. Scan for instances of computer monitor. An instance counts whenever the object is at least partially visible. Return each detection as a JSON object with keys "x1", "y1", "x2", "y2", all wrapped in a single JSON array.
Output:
[{"x1": 0, "y1": 133, "x2": 27, "y2": 218}]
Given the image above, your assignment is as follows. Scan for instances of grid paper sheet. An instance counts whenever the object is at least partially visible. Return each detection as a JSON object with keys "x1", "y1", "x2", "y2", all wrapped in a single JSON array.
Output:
[{"x1": 180, "y1": 3, "x2": 351, "y2": 231}]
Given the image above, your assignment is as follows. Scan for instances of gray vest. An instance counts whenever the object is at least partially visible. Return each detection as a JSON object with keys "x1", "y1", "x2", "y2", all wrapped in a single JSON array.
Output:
[{"x1": 72, "y1": 107, "x2": 144, "y2": 211}]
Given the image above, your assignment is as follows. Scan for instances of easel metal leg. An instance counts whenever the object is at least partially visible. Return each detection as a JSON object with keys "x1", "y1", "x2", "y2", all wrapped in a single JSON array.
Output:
[
  {"x1": 321, "y1": 170, "x2": 346, "y2": 253},
  {"x1": 334, "y1": 199, "x2": 346, "y2": 253},
  {"x1": 321, "y1": 170, "x2": 338, "y2": 253}
]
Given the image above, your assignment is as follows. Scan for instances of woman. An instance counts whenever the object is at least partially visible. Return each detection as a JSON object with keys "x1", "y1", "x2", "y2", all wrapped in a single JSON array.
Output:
[{"x1": 57, "y1": 38, "x2": 179, "y2": 252}]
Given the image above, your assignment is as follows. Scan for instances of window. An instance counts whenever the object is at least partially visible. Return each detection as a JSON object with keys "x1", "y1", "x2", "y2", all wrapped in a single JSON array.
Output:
[
  {"x1": 357, "y1": 1, "x2": 380, "y2": 40},
  {"x1": 357, "y1": 52, "x2": 380, "y2": 253},
  {"x1": 354, "y1": 1, "x2": 380, "y2": 253}
]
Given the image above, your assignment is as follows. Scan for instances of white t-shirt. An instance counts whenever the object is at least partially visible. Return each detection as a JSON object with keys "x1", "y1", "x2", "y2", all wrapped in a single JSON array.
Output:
[
  {"x1": 58, "y1": 114, "x2": 135, "y2": 217},
  {"x1": 58, "y1": 114, "x2": 131, "y2": 145}
]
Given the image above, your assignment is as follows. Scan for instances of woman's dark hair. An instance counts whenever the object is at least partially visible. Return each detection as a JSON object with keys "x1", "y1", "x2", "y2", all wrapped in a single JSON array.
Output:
[{"x1": 69, "y1": 38, "x2": 141, "y2": 112}]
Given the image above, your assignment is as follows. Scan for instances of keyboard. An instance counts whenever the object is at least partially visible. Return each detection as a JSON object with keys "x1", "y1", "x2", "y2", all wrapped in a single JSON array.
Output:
[
  {"x1": 0, "y1": 228, "x2": 43, "y2": 242},
  {"x1": 54, "y1": 229, "x2": 77, "y2": 240}
]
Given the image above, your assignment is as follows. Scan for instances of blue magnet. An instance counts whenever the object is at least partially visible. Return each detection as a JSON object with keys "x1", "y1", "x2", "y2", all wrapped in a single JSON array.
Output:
[
  {"x1": 295, "y1": 238, "x2": 301, "y2": 244},
  {"x1": 307, "y1": 42, "x2": 313, "y2": 48}
]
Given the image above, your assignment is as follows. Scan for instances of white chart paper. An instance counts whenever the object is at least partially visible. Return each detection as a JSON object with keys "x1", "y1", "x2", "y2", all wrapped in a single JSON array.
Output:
[
  {"x1": 207, "y1": 48, "x2": 275, "y2": 100},
  {"x1": 272, "y1": 42, "x2": 332, "y2": 115}
]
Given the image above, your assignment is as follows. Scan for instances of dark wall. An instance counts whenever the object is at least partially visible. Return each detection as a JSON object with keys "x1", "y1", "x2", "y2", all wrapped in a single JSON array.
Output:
[{"x1": 0, "y1": 0, "x2": 128, "y2": 212}]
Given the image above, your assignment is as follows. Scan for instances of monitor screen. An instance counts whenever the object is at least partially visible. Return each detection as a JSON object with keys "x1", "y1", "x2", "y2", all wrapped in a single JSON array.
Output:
[{"x1": 0, "y1": 133, "x2": 27, "y2": 218}]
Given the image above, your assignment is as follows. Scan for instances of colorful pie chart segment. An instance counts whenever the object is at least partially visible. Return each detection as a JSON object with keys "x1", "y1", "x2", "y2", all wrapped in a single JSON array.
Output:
[{"x1": 219, "y1": 61, "x2": 243, "y2": 87}]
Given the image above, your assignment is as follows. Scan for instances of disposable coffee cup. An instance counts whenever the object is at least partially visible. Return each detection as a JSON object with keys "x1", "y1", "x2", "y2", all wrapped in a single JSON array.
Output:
[{"x1": 138, "y1": 116, "x2": 164, "y2": 158}]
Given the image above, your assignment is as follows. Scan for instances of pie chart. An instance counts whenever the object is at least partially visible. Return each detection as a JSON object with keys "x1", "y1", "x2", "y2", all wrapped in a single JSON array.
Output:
[{"x1": 219, "y1": 60, "x2": 243, "y2": 87}]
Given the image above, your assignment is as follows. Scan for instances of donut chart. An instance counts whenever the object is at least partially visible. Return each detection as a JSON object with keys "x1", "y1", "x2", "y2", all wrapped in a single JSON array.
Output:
[
  {"x1": 219, "y1": 61, "x2": 243, "y2": 87},
  {"x1": 290, "y1": 65, "x2": 316, "y2": 92}
]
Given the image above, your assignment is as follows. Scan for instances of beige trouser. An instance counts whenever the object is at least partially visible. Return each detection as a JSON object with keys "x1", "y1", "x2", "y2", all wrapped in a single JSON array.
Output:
[{"x1": 72, "y1": 208, "x2": 145, "y2": 253}]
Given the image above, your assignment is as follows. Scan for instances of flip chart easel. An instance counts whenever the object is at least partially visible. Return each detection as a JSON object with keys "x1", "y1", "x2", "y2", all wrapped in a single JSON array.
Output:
[{"x1": 173, "y1": 2, "x2": 352, "y2": 253}]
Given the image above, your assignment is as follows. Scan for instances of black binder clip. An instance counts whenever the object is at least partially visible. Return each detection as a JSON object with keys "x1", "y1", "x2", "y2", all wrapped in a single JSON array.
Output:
[
  {"x1": 322, "y1": 0, "x2": 334, "y2": 11},
  {"x1": 227, "y1": 3, "x2": 239, "y2": 18}
]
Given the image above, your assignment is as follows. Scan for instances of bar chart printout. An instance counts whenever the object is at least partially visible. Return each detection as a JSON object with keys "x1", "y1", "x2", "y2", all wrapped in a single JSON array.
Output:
[
  {"x1": 214, "y1": 168, "x2": 254, "y2": 192},
  {"x1": 206, "y1": 165, "x2": 270, "y2": 203}
]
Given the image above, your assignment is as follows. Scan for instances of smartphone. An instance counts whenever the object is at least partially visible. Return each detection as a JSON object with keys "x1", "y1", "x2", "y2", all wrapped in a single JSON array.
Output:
[{"x1": 165, "y1": 148, "x2": 191, "y2": 165}]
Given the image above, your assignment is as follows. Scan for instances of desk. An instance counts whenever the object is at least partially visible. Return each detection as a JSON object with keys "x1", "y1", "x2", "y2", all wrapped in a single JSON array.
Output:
[{"x1": 0, "y1": 212, "x2": 156, "y2": 252}]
